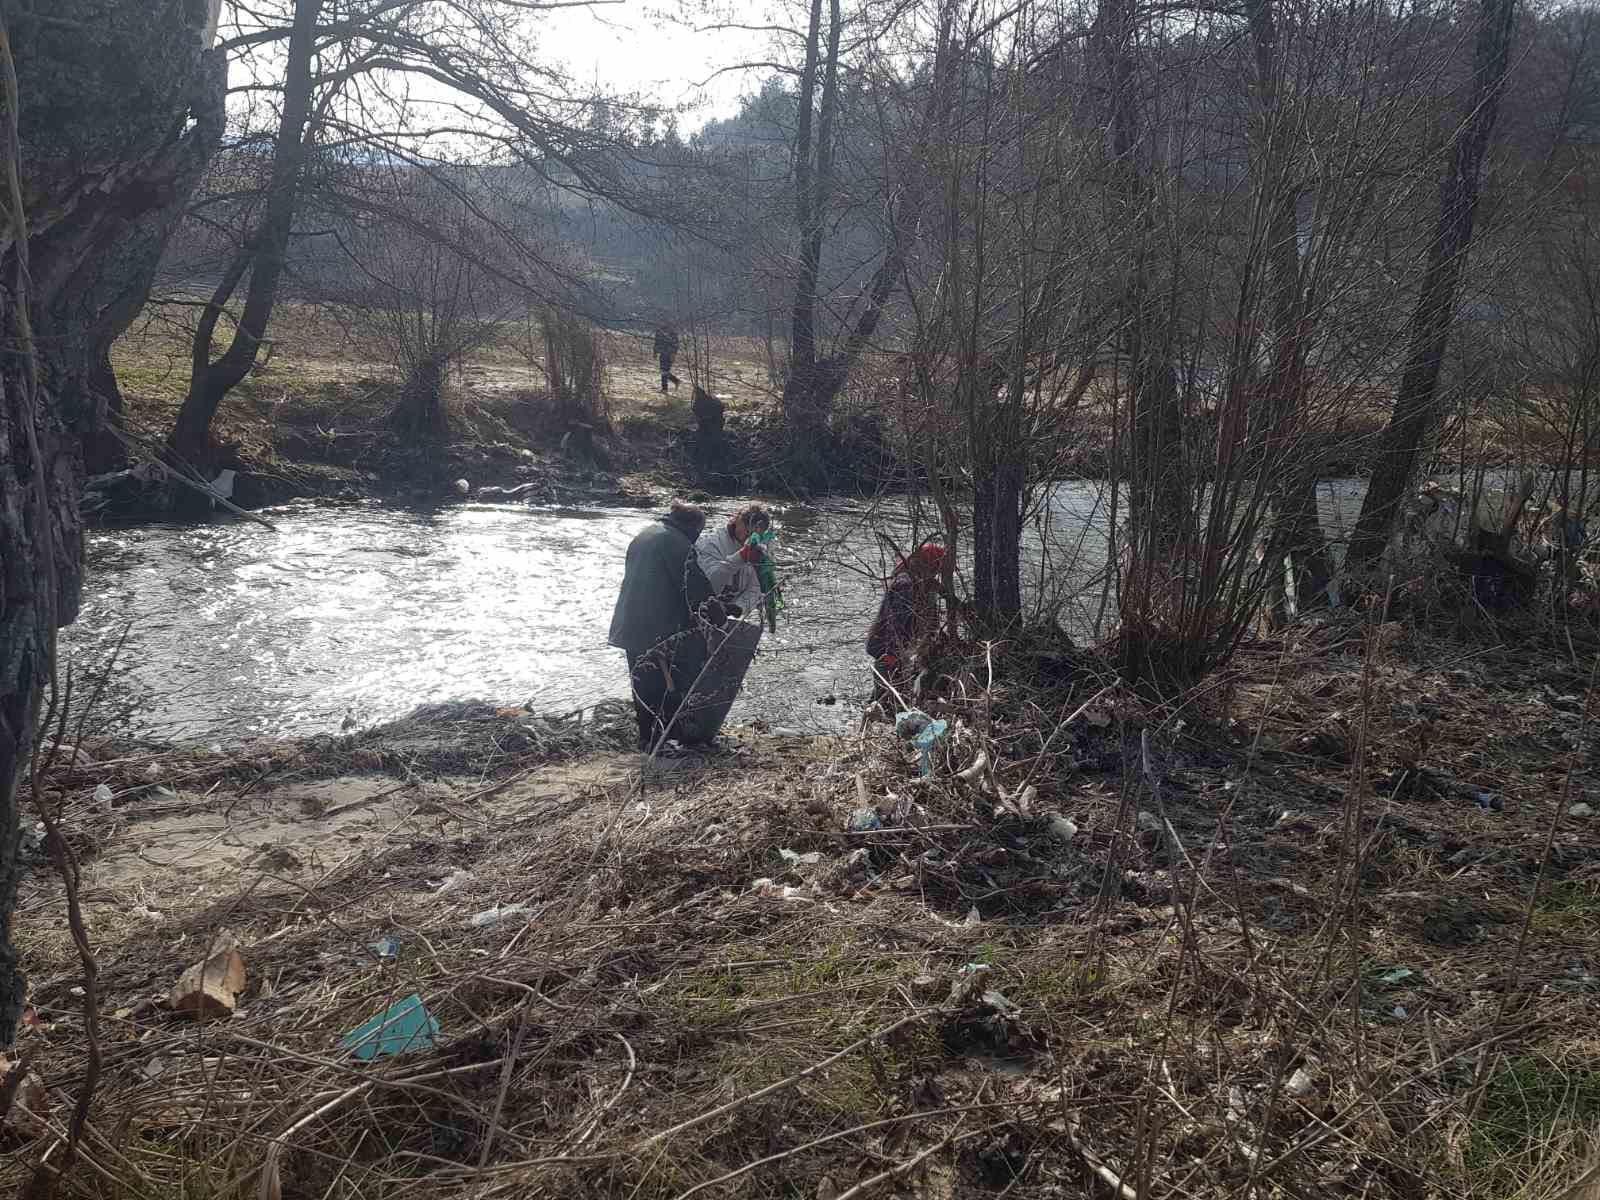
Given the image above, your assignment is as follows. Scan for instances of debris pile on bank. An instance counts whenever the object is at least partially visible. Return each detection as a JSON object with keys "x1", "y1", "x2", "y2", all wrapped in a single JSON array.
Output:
[{"x1": 6, "y1": 621, "x2": 1597, "y2": 1199}]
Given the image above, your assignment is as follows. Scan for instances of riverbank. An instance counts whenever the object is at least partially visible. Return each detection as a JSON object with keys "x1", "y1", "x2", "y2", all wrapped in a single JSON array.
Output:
[
  {"x1": 10, "y1": 614, "x2": 1598, "y2": 1198},
  {"x1": 100, "y1": 309, "x2": 808, "y2": 517},
  {"x1": 99, "y1": 305, "x2": 1593, "y2": 525}
]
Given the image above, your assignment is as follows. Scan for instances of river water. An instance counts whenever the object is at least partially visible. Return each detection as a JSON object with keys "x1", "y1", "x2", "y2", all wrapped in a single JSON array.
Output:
[{"x1": 63, "y1": 482, "x2": 1373, "y2": 745}]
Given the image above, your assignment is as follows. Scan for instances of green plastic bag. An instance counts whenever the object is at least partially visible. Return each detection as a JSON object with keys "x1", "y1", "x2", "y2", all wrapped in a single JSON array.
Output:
[{"x1": 747, "y1": 529, "x2": 783, "y2": 632}]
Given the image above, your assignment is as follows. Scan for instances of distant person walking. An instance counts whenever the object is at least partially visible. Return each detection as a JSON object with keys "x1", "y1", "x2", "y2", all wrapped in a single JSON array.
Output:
[
  {"x1": 654, "y1": 324, "x2": 680, "y2": 393},
  {"x1": 608, "y1": 499, "x2": 716, "y2": 751}
]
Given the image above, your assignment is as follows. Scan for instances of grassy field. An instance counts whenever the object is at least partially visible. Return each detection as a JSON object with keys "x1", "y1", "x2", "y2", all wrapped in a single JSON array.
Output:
[
  {"x1": 105, "y1": 302, "x2": 1598, "y2": 514},
  {"x1": 111, "y1": 303, "x2": 783, "y2": 464}
]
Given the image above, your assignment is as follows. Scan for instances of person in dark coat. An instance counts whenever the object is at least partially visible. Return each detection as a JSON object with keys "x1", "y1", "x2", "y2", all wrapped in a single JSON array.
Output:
[
  {"x1": 653, "y1": 325, "x2": 680, "y2": 393},
  {"x1": 609, "y1": 499, "x2": 718, "y2": 751},
  {"x1": 866, "y1": 543, "x2": 946, "y2": 704}
]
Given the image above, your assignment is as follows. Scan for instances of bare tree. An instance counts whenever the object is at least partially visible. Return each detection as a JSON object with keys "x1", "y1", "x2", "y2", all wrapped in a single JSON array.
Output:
[
  {"x1": 1345, "y1": 0, "x2": 1521, "y2": 570},
  {"x1": 331, "y1": 170, "x2": 520, "y2": 438},
  {"x1": 170, "y1": 0, "x2": 322, "y2": 459},
  {"x1": 0, "y1": 0, "x2": 223, "y2": 1043},
  {"x1": 167, "y1": 0, "x2": 700, "y2": 461},
  {"x1": 775, "y1": 0, "x2": 960, "y2": 489},
  {"x1": 534, "y1": 304, "x2": 610, "y2": 434}
]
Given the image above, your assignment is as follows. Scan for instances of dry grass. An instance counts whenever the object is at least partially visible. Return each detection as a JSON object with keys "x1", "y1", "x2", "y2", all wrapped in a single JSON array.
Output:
[
  {"x1": 112, "y1": 306, "x2": 780, "y2": 442},
  {"x1": 103, "y1": 303, "x2": 790, "y2": 505},
  {"x1": 5, "y1": 610, "x2": 1598, "y2": 1199}
]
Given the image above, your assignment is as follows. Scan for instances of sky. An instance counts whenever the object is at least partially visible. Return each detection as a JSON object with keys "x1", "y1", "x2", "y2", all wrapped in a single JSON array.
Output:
[
  {"x1": 507, "y1": 1, "x2": 777, "y2": 129},
  {"x1": 216, "y1": 1, "x2": 780, "y2": 136}
]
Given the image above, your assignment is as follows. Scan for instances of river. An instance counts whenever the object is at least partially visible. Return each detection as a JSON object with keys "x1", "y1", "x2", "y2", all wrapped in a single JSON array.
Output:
[{"x1": 64, "y1": 481, "x2": 1376, "y2": 745}]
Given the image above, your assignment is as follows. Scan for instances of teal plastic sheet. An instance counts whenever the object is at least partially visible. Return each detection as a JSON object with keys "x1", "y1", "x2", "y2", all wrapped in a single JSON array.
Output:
[{"x1": 339, "y1": 993, "x2": 438, "y2": 1061}]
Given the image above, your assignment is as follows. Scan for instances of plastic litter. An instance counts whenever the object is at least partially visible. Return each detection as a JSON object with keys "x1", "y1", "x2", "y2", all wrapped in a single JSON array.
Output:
[
  {"x1": 94, "y1": 783, "x2": 114, "y2": 808},
  {"x1": 1376, "y1": 967, "x2": 1418, "y2": 987},
  {"x1": 895, "y1": 710, "x2": 932, "y2": 739},
  {"x1": 1137, "y1": 811, "x2": 1163, "y2": 833},
  {"x1": 371, "y1": 936, "x2": 400, "y2": 959},
  {"x1": 434, "y1": 869, "x2": 473, "y2": 894},
  {"x1": 339, "y1": 994, "x2": 438, "y2": 1061},
  {"x1": 893, "y1": 709, "x2": 949, "y2": 776},
  {"x1": 779, "y1": 848, "x2": 822, "y2": 867},
  {"x1": 465, "y1": 903, "x2": 535, "y2": 930},
  {"x1": 1285, "y1": 1067, "x2": 1314, "y2": 1097},
  {"x1": 1046, "y1": 814, "x2": 1079, "y2": 843},
  {"x1": 750, "y1": 878, "x2": 811, "y2": 901},
  {"x1": 846, "y1": 807, "x2": 882, "y2": 832},
  {"x1": 947, "y1": 963, "x2": 993, "y2": 1007},
  {"x1": 1475, "y1": 791, "x2": 1505, "y2": 811},
  {"x1": 980, "y1": 989, "x2": 1022, "y2": 1019},
  {"x1": 1569, "y1": 802, "x2": 1594, "y2": 818}
]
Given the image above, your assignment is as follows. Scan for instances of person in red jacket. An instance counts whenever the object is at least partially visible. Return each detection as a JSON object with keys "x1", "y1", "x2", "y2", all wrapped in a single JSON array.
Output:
[{"x1": 866, "y1": 543, "x2": 946, "y2": 703}]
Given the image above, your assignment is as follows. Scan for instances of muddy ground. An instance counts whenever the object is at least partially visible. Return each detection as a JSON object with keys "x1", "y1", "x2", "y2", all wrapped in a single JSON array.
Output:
[{"x1": 5, "y1": 611, "x2": 1598, "y2": 1199}]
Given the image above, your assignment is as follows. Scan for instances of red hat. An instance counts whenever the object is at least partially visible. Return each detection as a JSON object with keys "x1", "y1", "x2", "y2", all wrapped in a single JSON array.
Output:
[{"x1": 899, "y1": 543, "x2": 946, "y2": 573}]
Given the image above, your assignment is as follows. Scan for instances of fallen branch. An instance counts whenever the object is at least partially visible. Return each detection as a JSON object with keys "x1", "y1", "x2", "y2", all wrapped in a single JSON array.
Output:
[
  {"x1": 568, "y1": 1033, "x2": 636, "y2": 1150},
  {"x1": 95, "y1": 416, "x2": 279, "y2": 531},
  {"x1": 1060, "y1": 1119, "x2": 1137, "y2": 1200}
]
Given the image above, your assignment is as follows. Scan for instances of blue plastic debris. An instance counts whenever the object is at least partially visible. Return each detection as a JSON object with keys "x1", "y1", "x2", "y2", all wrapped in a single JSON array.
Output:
[
  {"x1": 371, "y1": 936, "x2": 400, "y2": 959},
  {"x1": 894, "y1": 709, "x2": 948, "y2": 776},
  {"x1": 895, "y1": 710, "x2": 933, "y2": 739},
  {"x1": 847, "y1": 807, "x2": 882, "y2": 832},
  {"x1": 339, "y1": 994, "x2": 438, "y2": 1061}
]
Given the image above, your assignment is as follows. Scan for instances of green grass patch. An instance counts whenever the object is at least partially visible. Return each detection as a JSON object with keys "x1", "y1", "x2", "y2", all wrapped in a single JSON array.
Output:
[
  {"x1": 1464, "y1": 1054, "x2": 1600, "y2": 1197},
  {"x1": 1530, "y1": 881, "x2": 1600, "y2": 936}
]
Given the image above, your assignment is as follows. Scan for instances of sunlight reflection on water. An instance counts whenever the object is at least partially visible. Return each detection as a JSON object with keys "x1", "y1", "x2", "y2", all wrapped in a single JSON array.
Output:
[{"x1": 65, "y1": 480, "x2": 1366, "y2": 745}]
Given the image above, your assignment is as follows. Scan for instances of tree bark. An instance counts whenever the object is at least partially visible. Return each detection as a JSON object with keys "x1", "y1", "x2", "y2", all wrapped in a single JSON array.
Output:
[
  {"x1": 390, "y1": 355, "x2": 449, "y2": 440},
  {"x1": 972, "y1": 434, "x2": 1025, "y2": 626},
  {"x1": 171, "y1": 0, "x2": 323, "y2": 461},
  {"x1": 781, "y1": 0, "x2": 839, "y2": 485},
  {"x1": 780, "y1": 6, "x2": 958, "y2": 490},
  {"x1": 1096, "y1": 0, "x2": 1191, "y2": 624},
  {"x1": 81, "y1": 352, "x2": 127, "y2": 475},
  {"x1": 0, "y1": 0, "x2": 223, "y2": 1046},
  {"x1": 1242, "y1": 0, "x2": 1335, "y2": 615},
  {"x1": 1345, "y1": 0, "x2": 1519, "y2": 570}
]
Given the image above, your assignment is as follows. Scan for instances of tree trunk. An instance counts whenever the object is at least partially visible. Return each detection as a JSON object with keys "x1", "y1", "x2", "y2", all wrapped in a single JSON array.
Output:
[
  {"x1": 1097, "y1": 0, "x2": 1190, "y2": 623},
  {"x1": 1242, "y1": 0, "x2": 1334, "y2": 616},
  {"x1": 1345, "y1": 0, "x2": 1519, "y2": 570},
  {"x1": 781, "y1": 0, "x2": 841, "y2": 485},
  {"x1": 171, "y1": 0, "x2": 323, "y2": 462},
  {"x1": 780, "y1": 2, "x2": 958, "y2": 490},
  {"x1": 972, "y1": 453, "x2": 1025, "y2": 628},
  {"x1": 391, "y1": 356, "x2": 449, "y2": 440},
  {"x1": 0, "y1": 0, "x2": 223, "y2": 1047},
  {"x1": 82, "y1": 352, "x2": 126, "y2": 475}
]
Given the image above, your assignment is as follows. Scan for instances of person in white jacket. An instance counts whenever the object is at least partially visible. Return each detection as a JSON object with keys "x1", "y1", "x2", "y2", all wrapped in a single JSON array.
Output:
[{"x1": 695, "y1": 504, "x2": 772, "y2": 629}]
